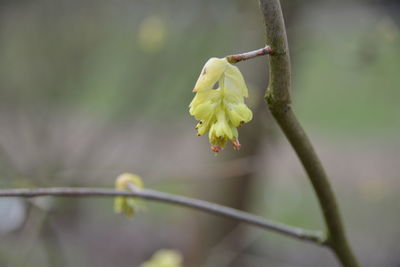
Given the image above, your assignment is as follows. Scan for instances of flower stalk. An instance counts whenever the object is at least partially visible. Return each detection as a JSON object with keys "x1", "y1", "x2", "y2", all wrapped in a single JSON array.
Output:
[{"x1": 226, "y1": 45, "x2": 272, "y2": 64}]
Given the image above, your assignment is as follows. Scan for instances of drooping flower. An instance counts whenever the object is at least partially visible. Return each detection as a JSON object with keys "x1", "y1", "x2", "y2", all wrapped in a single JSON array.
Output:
[{"x1": 189, "y1": 57, "x2": 252, "y2": 152}]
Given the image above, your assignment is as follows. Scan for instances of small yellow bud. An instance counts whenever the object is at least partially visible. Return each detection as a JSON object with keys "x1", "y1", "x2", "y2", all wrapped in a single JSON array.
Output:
[
  {"x1": 140, "y1": 249, "x2": 183, "y2": 267},
  {"x1": 189, "y1": 57, "x2": 252, "y2": 152},
  {"x1": 115, "y1": 173, "x2": 143, "y2": 190},
  {"x1": 114, "y1": 173, "x2": 144, "y2": 217}
]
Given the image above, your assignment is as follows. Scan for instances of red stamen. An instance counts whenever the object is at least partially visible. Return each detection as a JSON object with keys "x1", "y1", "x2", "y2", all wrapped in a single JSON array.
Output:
[
  {"x1": 232, "y1": 140, "x2": 241, "y2": 150},
  {"x1": 211, "y1": 146, "x2": 222, "y2": 153}
]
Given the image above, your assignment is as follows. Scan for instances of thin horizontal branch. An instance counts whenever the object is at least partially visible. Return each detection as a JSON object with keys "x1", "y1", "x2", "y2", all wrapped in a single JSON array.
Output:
[
  {"x1": 226, "y1": 46, "x2": 272, "y2": 64},
  {"x1": 0, "y1": 186, "x2": 326, "y2": 245}
]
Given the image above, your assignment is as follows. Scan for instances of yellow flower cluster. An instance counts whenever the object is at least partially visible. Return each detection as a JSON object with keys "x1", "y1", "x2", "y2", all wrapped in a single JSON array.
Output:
[{"x1": 189, "y1": 57, "x2": 252, "y2": 152}]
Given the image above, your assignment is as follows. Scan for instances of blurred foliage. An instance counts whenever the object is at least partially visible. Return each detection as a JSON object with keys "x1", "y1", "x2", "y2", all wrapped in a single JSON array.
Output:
[
  {"x1": 293, "y1": 4, "x2": 400, "y2": 137},
  {"x1": 0, "y1": 0, "x2": 257, "y2": 120},
  {"x1": 0, "y1": 0, "x2": 399, "y2": 267}
]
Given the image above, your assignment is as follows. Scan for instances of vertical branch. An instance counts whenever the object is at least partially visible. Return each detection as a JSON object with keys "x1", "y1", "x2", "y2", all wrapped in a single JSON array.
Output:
[
  {"x1": 258, "y1": 0, "x2": 359, "y2": 266},
  {"x1": 259, "y1": 0, "x2": 292, "y2": 106}
]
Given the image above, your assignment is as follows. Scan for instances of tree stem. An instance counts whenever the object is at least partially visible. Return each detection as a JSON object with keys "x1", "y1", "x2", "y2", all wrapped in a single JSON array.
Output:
[{"x1": 258, "y1": 0, "x2": 359, "y2": 266}]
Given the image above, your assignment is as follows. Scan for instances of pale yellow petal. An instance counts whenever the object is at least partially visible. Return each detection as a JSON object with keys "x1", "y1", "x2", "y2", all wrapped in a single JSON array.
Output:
[
  {"x1": 189, "y1": 89, "x2": 222, "y2": 113},
  {"x1": 209, "y1": 124, "x2": 228, "y2": 148},
  {"x1": 193, "y1": 58, "x2": 227, "y2": 92},
  {"x1": 196, "y1": 119, "x2": 212, "y2": 136},
  {"x1": 225, "y1": 103, "x2": 253, "y2": 126},
  {"x1": 230, "y1": 125, "x2": 238, "y2": 140},
  {"x1": 209, "y1": 109, "x2": 233, "y2": 140},
  {"x1": 191, "y1": 101, "x2": 214, "y2": 120},
  {"x1": 223, "y1": 64, "x2": 249, "y2": 97},
  {"x1": 214, "y1": 122, "x2": 233, "y2": 139}
]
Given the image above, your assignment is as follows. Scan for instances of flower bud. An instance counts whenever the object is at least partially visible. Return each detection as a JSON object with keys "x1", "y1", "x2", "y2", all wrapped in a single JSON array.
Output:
[{"x1": 114, "y1": 173, "x2": 144, "y2": 217}]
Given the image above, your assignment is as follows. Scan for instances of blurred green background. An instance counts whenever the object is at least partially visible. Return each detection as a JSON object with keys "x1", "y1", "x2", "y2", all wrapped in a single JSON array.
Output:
[{"x1": 0, "y1": 0, "x2": 399, "y2": 266}]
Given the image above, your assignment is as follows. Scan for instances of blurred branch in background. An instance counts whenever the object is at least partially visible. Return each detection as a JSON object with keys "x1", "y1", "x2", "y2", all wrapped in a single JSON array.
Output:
[{"x1": 8, "y1": 202, "x2": 48, "y2": 267}]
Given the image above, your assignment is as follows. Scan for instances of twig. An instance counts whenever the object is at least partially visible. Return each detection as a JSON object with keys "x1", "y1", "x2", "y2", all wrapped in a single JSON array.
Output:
[
  {"x1": 226, "y1": 46, "x2": 272, "y2": 64},
  {"x1": 258, "y1": 0, "x2": 359, "y2": 266},
  {"x1": 0, "y1": 186, "x2": 326, "y2": 245}
]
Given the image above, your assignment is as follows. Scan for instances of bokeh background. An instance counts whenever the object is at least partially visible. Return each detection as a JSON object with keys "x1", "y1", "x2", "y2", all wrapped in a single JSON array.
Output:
[{"x1": 0, "y1": 0, "x2": 399, "y2": 266}]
